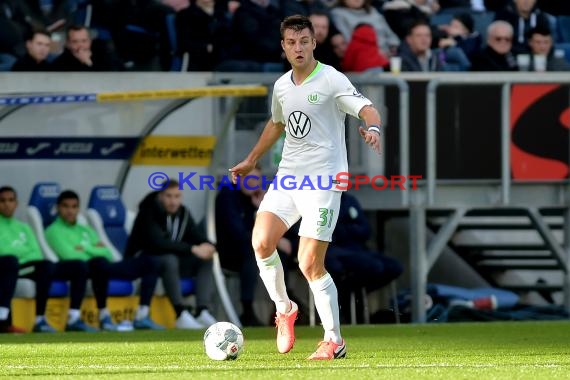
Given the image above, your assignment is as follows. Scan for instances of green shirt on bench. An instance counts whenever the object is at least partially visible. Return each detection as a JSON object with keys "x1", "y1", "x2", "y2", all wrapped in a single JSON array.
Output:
[
  {"x1": 0, "y1": 214, "x2": 44, "y2": 264},
  {"x1": 45, "y1": 217, "x2": 113, "y2": 262}
]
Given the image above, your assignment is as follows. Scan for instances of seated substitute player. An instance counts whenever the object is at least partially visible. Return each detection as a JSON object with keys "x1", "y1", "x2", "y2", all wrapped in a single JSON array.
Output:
[
  {"x1": 216, "y1": 165, "x2": 300, "y2": 326},
  {"x1": 326, "y1": 192, "x2": 403, "y2": 322},
  {"x1": 45, "y1": 190, "x2": 163, "y2": 331},
  {"x1": 0, "y1": 186, "x2": 90, "y2": 333},
  {"x1": 125, "y1": 181, "x2": 218, "y2": 329},
  {"x1": 230, "y1": 15, "x2": 382, "y2": 360}
]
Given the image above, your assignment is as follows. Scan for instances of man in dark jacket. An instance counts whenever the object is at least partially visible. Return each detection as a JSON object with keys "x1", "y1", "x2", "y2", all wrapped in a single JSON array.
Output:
[
  {"x1": 495, "y1": 0, "x2": 552, "y2": 55},
  {"x1": 175, "y1": 0, "x2": 232, "y2": 71},
  {"x1": 51, "y1": 25, "x2": 122, "y2": 71},
  {"x1": 11, "y1": 30, "x2": 52, "y2": 71},
  {"x1": 400, "y1": 19, "x2": 470, "y2": 72},
  {"x1": 215, "y1": 169, "x2": 262, "y2": 326},
  {"x1": 309, "y1": 11, "x2": 342, "y2": 71},
  {"x1": 217, "y1": 0, "x2": 283, "y2": 72},
  {"x1": 326, "y1": 192, "x2": 403, "y2": 323},
  {"x1": 125, "y1": 180, "x2": 217, "y2": 329},
  {"x1": 471, "y1": 20, "x2": 518, "y2": 71},
  {"x1": 215, "y1": 167, "x2": 298, "y2": 326},
  {"x1": 0, "y1": 0, "x2": 29, "y2": 70},
  {"x1": 527, "y1": 26, "x2": 570, "y2": 71}
]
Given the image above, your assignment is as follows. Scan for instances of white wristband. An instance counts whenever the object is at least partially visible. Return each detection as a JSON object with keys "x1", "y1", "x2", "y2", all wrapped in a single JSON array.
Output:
[{"x1": 367, "y1": 126, "x2": 381, "y2": 135}]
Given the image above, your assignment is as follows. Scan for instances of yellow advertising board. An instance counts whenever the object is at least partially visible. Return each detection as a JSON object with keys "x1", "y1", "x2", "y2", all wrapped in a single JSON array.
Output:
[{"x1": 131, "y1": 136, "x2": 216, "y2": 166}]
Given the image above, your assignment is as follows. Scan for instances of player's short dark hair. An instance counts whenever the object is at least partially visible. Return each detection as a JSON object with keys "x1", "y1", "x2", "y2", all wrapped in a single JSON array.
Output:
[
  {"x1": 406, "y1": 18, "x2": 431, "y2": 37},
  {"x1": 280, "y1": 15, "x2": 315, "y2": 39},
  {"x1": 528, "y1": 25, "x2": 552, "y2": 39},
  {"x1": 160, "y1": 180, "x2": 180, "y2": 192},
  {"x1": 453, "y1": 12, "x2": 474, "y2": 34},
  {"x1": 57, "y1": 190, "x2": 80, "y2": 205},
  {"x1": 0, "y1": 186, "x2": 17, "y2": 198},
  {"x1": 66, "y1": 24, "x2": 89, "y2": 40},
  {"x1": 25, "y1": 29, "x2": 51, "y2": 42}
]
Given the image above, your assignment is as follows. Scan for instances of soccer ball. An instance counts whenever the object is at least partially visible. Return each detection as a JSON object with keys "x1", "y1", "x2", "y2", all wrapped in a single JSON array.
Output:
[{"x1": 203, "y1": 322, "x2": 244, "y2": 361}]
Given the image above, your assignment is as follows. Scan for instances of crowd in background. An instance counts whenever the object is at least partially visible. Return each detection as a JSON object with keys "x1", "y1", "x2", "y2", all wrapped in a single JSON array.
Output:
[{"x1": 1, "y1": 0, "x2": 570, "y2": 72}]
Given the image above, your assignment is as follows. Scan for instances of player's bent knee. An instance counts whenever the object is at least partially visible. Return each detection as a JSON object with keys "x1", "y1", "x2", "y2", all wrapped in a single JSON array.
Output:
[
  {"x1": 251, "y1": 236, "x2": 276, "y2": 259},
  {"x1": 298, "y1": 260, "x2": 326, "y2": 282}
]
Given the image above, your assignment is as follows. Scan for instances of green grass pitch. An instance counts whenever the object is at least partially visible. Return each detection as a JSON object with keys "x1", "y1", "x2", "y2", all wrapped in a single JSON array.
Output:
[{"x1": 1, "y1": 321, "x2": 569, "y2": 379}]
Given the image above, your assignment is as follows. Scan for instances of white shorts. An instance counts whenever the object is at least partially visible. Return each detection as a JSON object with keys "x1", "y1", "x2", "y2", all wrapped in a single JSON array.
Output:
[{"x1": 258, "y1": 188, "x2": 341, "y2": 242}]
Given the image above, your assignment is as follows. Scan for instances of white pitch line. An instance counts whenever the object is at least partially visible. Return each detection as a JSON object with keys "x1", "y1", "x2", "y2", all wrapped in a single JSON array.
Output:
[{"x1": 2, "y1": 363, "x2": 566, "y2": 371}]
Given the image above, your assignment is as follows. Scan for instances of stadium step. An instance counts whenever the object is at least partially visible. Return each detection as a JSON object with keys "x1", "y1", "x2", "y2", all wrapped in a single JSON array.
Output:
[
  {"x1": 453, "y1": 243, "x2": 548, "y2": 251},
  {"x1": 472, "y1": 253, "x2": 554, "y2": 261},
  {"x1": 425, "y1": 206, "x2": 569, "y2": 296},
  {"x1": 500, "y1": 284, "x2": 564, "y2": 292},
  {"x1": 476, "y1": 262, "x2": 564, "y2": 271}
]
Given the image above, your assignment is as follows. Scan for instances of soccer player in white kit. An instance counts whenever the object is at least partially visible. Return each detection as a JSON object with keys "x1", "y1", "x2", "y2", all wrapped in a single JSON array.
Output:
[{"x1": 230, "y1": 15, "x2": 382, "y2": 360}]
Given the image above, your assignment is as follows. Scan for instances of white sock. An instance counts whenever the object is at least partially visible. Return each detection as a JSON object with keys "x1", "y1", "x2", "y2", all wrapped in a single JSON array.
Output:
[
  {"x1": 0, "y1": 307, "x2": 9, "y2": 320},
  {"x1": 256, "y1": 250, "x2": 290, "y2": 314},
  {"x1": 136, "y1": 305, "x2": 149, "y2": 321},
  {"x1": 309, "y1": 273, "x2": 342, "y2": 344},
  {"x1": 35, "y1": 315, "x2": 45, "y2": 325},
  {"x1": 99, "y1": 308, "x2": 110, "y2": 321},
  {"x1": 68, "y1": 309, "x2": 80, "y2": 324}
]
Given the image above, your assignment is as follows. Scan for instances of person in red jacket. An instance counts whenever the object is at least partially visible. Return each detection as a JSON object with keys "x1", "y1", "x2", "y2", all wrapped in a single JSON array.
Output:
[{"x1": 342, "y1": 23, "x2": 389, "y2": 72}]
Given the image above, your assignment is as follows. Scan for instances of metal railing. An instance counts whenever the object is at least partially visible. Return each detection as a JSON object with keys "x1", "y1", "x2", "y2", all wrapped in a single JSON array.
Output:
[
  {"x1": 426, "y1": 73, "x2": 570, "y2": 206},
  {"x1": 409, "y1": 74, "x2": 570, "y2": 323}
]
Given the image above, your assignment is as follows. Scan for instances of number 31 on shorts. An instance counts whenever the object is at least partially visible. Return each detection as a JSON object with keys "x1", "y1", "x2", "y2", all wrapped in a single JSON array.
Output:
[{"x1": 317, "y1": 208, "x2": 334, "y2": 228}]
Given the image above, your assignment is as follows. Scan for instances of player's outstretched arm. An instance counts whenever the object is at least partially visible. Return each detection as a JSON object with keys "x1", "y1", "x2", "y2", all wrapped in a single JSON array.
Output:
[
  {"x1": 358, "y1": 105, "x2": 382, "y2": 154},
  {"x1": 230, "y1": 119, "x2": 285, "y2": 183}
]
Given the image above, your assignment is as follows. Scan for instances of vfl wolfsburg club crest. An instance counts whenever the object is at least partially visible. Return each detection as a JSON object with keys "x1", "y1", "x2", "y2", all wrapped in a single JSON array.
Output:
[{"x1": 307, "y1": 93, "x2": 319, "y2": 104}]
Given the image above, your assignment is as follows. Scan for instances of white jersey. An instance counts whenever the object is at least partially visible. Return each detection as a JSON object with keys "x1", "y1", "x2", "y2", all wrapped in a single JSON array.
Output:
[{"x1": 271, "y1": 62, "x2": 372, "y2": 189}]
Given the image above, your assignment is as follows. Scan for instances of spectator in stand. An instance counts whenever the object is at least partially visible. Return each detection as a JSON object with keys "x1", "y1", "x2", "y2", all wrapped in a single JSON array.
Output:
[
  {"x1": 381, "y1": 0, "x2": 434, "y2": 39},
  {"x1": 0, "y1": 186, "x2": 90, "y2": 333},
  {"x1": 437, "y1": 0, "x2": 470, "y2": 10},
  {"x1": 495, "y1": 0, "x2": 552, "y2": 55},
  {"x1": 22, "y1": 0, "x2": 71, "y2": 32},
  {"x1": 175, "y1": 0, "x2": 232, "y2": 71},
  {"x1": 309, "y1": 11, "x2": 342, "y2": 70},
  {"x1": 437, "y1": 12, "x2": 482, "y2": 61},
  {"x1": 51, "y1": 25, "x2": 122, "y2": 71},
  {"x1": 527, "y1": 26, "x2": 570, "y2": 71},
  {"x1": 342, "y1": 23, "x2": 390, "y2": 72},
  {"x1": 0, "y1": 0, "x2": 30, "y2": 70},
  {"x1": 4, "y1": 0, "x2": 84, "y2": 59},
  {"x1": 331, "y1": 0, "x2": 400, "y2": 56},
  {"x1": 218, "y1": 0, "x2": 283, "y2": 72},
  {"x1": 330, "y1": 32, "x2": 348, "y2": 67},
  {"x1": 215, "y1": 167, "x2": 264, "y2": 326},
  {"x1": 280, "y1": 0, "x2": 330, "y2": 17},
  {"x1": 107, "y1": 0, "x2": 172, "y2": 71},
  {"x1": 536, "y1": 0, "x2": 570, "y2": 15},
  {"x1": 215, "y1": 166, "x2": 299, "y2": 326},
  {"x1": 46, "y1": 190, "x2": 163, "y2": 331},
  {"x1": 483, "y1": 0, "x2": 510, "y2": 12},
  {"x1": 409, "y1": 0, "x2": 440, "y2": 14},
  {"x1": 471, "y1": 20, "x2": 518, "y2": 71},
  {"x1": 399, "y1": 19, "x2": 471, "y2": 71},
  {"x1": 11, "y1": 29, "x2": 52, "y2": 71},
  {"x1": 125, "y1": 181, "x2": 218, "y2": 329},
  {"x1": 326, "y1": 192, "x2": 403, "y2": 324}
]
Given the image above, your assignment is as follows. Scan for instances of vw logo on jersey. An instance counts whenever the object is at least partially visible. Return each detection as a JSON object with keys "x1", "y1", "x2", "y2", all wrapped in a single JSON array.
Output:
[{"x1": 287, "y1": 111, "x2": 311, "y2": 139}]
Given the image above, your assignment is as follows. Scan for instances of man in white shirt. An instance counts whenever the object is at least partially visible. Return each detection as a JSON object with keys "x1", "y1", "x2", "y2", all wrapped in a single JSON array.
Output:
[{"x1": 230, "y1": 14, "x2": 381, "y2": 360}]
